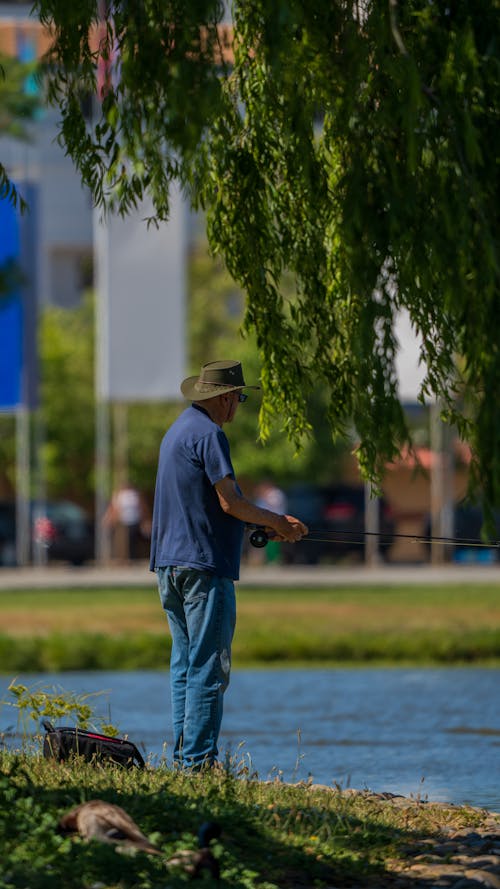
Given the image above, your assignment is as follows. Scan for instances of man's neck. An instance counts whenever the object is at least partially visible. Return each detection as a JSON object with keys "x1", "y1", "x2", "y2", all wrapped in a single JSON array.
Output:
[{"x1": 192, "y1": 397, "x2": 225, "y2": 427}]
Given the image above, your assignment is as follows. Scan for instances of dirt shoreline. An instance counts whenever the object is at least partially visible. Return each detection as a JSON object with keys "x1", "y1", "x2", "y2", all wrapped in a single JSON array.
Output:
[{"x1": 307, "y1": 784, "x2": 500, "y2": 887}]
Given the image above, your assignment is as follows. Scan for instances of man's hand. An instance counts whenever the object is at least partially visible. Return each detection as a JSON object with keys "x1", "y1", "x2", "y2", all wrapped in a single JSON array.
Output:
[{"x1": 267, "y1": 514, "x2": 309, "y2": 543}]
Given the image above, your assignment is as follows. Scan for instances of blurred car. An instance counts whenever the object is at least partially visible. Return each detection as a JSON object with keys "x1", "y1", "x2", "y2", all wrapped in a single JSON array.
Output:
[
  {"x1": 280, "y1": 484, "x2": 328, "y2": 565},
  {"x1": 423, "y1": 501, "x2": 500, "y2": 562},
  {"x1": 0, "y1": 500, "x2": 94, "y2": 567},
  {"x1": 322, "y1": 484, "x2": 395, "y2": 562},
  {"x1": 0, "y1": 501, "x2": 17, "y2": 566},
  {"x1": 281, "y1": 483, "x2": 395, "y2": 564}
]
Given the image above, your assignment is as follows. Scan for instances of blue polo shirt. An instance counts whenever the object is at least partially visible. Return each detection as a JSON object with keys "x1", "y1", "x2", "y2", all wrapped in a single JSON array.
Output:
[{"x1": 150, "y1": 404, "x2": 244, "y2": 580}]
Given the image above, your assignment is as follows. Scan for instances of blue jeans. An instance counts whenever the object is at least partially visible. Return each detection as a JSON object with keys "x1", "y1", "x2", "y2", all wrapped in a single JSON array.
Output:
[{"x1": 157, "y1": 566, "x2": 236, "y2": 768}]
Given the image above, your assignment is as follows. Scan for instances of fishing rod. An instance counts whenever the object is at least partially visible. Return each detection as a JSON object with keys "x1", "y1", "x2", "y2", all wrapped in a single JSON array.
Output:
[{"x1": 248, "y1": 526, "x2": 500, "y2": 550}]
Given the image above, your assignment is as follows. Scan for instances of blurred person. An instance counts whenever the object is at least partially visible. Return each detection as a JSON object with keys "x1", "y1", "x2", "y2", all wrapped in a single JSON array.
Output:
[
  {"x1": 104, "y1": 484, "x2": 150, "y2": 561},
  {"x1": 150, "y1": 359, "x2": 308, "y2": 770},
  {"x1": 253, "y1": 478, "x2": 288, "y2": 563}
]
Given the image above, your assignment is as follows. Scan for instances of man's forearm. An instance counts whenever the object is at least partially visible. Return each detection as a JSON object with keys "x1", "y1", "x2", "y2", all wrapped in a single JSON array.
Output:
[
  {"x1": 219, "y1": 488, "x2": 279, "y2": 529},
  {"x1": 215, "y1": 476, "x2": 308, "y2": 541}
]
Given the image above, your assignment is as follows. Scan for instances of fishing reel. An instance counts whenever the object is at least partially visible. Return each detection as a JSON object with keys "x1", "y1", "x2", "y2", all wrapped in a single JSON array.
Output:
[{"x1": 249, "y1": 526, "x2": 270, "y2": 548}]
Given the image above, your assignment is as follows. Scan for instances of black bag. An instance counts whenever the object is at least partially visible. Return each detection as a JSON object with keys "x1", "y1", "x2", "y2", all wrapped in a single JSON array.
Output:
[{"x1": 42, "y1": 720, "x2": 145, "y2": 768}]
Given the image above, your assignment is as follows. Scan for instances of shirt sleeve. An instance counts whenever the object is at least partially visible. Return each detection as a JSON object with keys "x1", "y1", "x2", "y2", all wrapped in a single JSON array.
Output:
[{"x1": 195, "y1": 428, "x2": 235, "y2": 486}]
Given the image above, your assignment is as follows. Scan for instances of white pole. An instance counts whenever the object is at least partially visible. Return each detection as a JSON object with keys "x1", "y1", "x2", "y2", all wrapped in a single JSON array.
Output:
[
  {"x1": 32, "y1": 405, "x2": 48, "y2": 567},
  {"x1": 94, "y1": 199, "x2": 112, "y2": 565},
  {"x1": 430, "y1": 401, "x2": 446, "y2": 565},
  {"x1": 364, "y1": 481, "x2": 380, "y2": 567},
  {"x1": 113, "y1": 401, "x2": 129, "y2": 560},
  {"x1": 95, "y1": 395, "x2": 112, "y2": 563},
  {"x1": 15, "y1": 404, "x2": 31, "y2": 566}
]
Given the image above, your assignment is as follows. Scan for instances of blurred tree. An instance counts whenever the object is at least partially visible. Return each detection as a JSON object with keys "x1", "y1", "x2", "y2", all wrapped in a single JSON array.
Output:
[
  {"x1": 39, "y1": 293, "x2": 96, "y2": 507},
  {"x1": 0, "y1": 414, "x2": 15, "y2": 497},
  {"x1": 38, "y1": 292, "x2": 169, "y2": 507},
  {"x1": 33, "y1": 1, "x2": 500, "y2": 510},
  {"x1": 32, "y1": 243, "x2": 347, "y2": 508}
]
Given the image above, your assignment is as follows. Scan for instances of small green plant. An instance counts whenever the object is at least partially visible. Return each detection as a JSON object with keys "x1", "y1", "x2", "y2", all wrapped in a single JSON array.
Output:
[{"x1": 1, "y1": 679, "x2": 119, "y2": 738}]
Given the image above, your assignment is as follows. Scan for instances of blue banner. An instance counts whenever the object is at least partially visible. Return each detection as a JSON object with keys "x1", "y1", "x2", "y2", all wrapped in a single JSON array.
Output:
[
  {"x1": 0, "y1": 185, "x2": 38, "y2": 411},
  {"x1": 0, "y1": 195, "x2": 22, "y2": 410}
]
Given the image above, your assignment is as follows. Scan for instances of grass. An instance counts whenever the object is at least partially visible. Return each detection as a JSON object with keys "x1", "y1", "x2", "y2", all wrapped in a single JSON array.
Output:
[
  {"x1": 1, "y1": 596, "x2": 498, "y2": 889},
  {"x1": 0, "y1": 584, "x2": 499, "y2": 670},
  {"x1": 0, "y1": 747, "x2": 493, "y2": 889}
]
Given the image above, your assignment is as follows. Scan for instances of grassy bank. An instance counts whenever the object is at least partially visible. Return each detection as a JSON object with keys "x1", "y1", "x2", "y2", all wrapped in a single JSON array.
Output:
[
  {"x1": 0, "y1": 749, "x2": 495, "y2": 889},
  {"x1": 1, "y1": 584, "x2": 499, "y2": 670}
]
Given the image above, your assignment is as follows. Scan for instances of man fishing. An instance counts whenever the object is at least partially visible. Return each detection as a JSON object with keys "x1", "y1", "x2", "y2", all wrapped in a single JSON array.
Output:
[{"x1": 150, "y1": 359, "x2": 308, "y2": 770}]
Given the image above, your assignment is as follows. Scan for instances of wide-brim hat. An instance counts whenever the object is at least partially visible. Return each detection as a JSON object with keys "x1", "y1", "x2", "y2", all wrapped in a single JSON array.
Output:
[{"x1": 181, "y1": 360, "x2": 260, "y2": 401}]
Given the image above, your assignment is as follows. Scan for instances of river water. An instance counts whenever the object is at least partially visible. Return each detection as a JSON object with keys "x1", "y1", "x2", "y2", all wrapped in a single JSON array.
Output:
[{"x1": 1, "y1": 668, "x2": 499, "y2": 811}]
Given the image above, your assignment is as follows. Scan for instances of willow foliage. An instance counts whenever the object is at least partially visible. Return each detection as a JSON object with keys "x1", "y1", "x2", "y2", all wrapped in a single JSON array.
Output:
[
  {"x1": 33, "y1": 1, "x2": 500, "y2": 502},
  {"x1": 0, "y1": 54, "x2": 41, "y2": 213}
]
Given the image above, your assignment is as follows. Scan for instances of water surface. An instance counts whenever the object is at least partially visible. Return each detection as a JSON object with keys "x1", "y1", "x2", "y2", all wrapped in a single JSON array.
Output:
[{"x1": 1, "y1": 668, "x2": 498, "y2": 810}]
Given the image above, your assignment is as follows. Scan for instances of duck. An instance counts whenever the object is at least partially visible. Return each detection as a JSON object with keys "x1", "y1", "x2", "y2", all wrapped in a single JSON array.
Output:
[
  {"x1": 58, "y1": 801, "x2": 221, "y2": 878},
  {"x1": 58, "y1": 799, "x2": 162, "y2": 855},
  {"x1": 166, "y1": 821, "x2": 221, "y2": 879}
]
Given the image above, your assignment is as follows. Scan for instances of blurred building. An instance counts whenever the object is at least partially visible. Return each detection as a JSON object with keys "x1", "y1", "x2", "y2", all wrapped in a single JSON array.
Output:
[
  {"x1": 0, "y1": 4, "x2": 94, "y2": 308},
  {"x1": 0, "y1": 4, "x2": 188, "y2": 565},
  {"x1": 0, "y1": 3, "x2": 188, "y2": 394}
]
